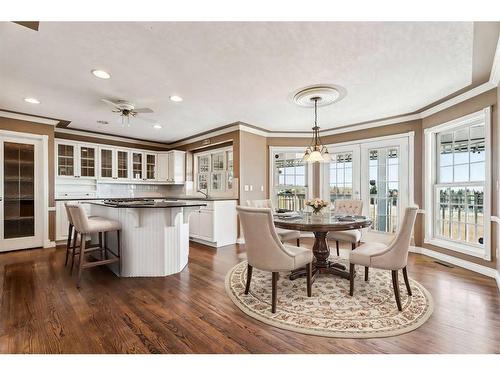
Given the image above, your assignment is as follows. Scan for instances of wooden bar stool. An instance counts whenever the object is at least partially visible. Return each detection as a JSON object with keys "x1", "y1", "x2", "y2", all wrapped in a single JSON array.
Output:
[{"x1": 68, "y1": 204, "x2": 122, "y2": 288}]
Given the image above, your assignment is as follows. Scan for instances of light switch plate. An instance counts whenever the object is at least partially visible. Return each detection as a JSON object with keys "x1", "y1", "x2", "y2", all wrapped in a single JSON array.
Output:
[
  {"x1": 244, "y1": 185, "x2": 249, "y2": 191},
  {"x1": 250, "y1": 185, "x2": 253, "y2": 191}
]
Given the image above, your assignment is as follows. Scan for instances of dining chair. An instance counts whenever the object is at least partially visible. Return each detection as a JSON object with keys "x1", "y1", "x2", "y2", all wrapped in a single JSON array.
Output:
[
  {"x1": 246, "y1": 199, "x2": 301, "y2": 246},
  {"x1": 68, "y1": 203, "x2": 122, "y2": 288},
  {"x1": 348, "y1": 206, "x2": 419, "y2": 311},
  {"x1": 237, "y1": 206, "x2": 313, "y2": 313},
  {"x1": 327, "y1": 199, "x2": 363, "y2": 256}
]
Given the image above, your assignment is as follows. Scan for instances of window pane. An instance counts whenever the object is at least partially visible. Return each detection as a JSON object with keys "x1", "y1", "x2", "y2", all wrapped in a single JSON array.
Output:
[
  {"x1": 295, "y1": 175, "x2": 305, "y2": 186},
  {"x1": 439, "y1": 187, "x2": 450, "y2": 203},
  {"x1": 453, "y1": 164, "x2": 469, "y2": 182},
  {"x1": 470, "y1": 162, "x2": 485, "y2": 181},
  {"x1": 388, "y1": 165, "x2": 398, "y2": 181},
  {"x1": 440, "y1": 166, "x2": 453, "y2": 183}
]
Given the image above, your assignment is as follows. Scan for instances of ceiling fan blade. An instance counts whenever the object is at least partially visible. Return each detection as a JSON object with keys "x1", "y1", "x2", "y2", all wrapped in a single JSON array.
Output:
[
  {"x1": 134, "y1": 114, "x2": 157, "y2": 124},
  {"x1": 134, "y1": 108, "x2": 154, "y2": 113},
  {"x1": 13, "y1": 21, "x2": 39, "y2": 31},
  {"x1": 101, "y1": 98, "x2": 122, "y2": 108}
]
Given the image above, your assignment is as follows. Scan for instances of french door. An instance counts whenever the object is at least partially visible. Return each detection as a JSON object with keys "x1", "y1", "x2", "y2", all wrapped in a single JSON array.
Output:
[
  {"x1": 0, "y1": 134, "x2": 44, "y2": 251},
  {"x1": 323, "y1": 136, "x2": 410, "y2": 234}
]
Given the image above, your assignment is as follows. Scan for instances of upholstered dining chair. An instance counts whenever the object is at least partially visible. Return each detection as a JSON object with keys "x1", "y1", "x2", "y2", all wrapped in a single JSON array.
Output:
[
  {"x1": 237, "y1": 206, "x2": 313, "y2": 313},
  {"x1": 246, "y1": 199, "x2": 301, "y2": 246},
  {"x1": 348, "y1": 205, "x2": 419, "y2": 311},
  {"x1": 327, "y1": 199, "x2": 363, "y2": 256}
]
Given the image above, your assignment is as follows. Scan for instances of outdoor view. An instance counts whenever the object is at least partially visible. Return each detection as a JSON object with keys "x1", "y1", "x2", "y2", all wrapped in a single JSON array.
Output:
[
  {"x1": 275, "y1": 153, "x2": 307, "y2": 211},
  {"x1": 435, "y1": 124, "x2": 485, "y2": 247},
  {"x1": 329, "y1": 152, "x2": 353, "y2": 202}
]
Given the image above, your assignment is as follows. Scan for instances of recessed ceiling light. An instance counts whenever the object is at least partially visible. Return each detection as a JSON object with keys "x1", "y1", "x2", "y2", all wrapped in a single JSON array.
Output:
[
  {"x1": 153, "y1": 124, "x2": 162, "y2": 129},
  {"x1": 91, "y1": 69, "x2": 111, "y2": 79},
  {"x1": 24, "y1": 97, "x2": 40, "y2": 104},
  {"x1": 169, "y1": 95, "x2": 183, "y2": 102}
]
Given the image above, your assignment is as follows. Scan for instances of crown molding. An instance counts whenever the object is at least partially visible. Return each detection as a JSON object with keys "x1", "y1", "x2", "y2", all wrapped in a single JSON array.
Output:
[
  {"x1": 489, "y1": 34, "x2": 500, "y2": 86},
  {"x1": 0, "y1": 110, "x2": 59, "y2": 126},
  {"x1": 55, "y1": 127, "x2": 170, "y2": 148}
]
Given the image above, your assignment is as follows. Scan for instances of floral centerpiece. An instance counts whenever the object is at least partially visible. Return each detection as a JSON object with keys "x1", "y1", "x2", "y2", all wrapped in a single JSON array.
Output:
[{"x1": 304, "y1": 198, "x2": 329, "y2": 215}]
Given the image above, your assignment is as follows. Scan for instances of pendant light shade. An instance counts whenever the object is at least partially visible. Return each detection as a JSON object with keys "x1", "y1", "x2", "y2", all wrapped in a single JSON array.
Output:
[{"x1": 302, "y1": 97, "x2": 331, "y2": 163}]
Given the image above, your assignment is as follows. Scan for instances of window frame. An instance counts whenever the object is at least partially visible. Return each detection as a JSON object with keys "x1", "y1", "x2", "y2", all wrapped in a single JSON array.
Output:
[{"x1": 424, "y1": 107, "x2": 492, "y2": 260}]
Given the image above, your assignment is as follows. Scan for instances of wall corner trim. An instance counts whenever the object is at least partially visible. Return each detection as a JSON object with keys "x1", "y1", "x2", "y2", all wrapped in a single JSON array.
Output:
[{"x1": 489, "y1": 34, "x2": 500, "y2": 86}]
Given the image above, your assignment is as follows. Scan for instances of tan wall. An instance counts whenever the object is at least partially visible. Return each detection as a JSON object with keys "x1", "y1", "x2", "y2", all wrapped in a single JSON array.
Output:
[
  {"x1": 422, "y1": 89, "x2": 498, "y2": 268},
  {"x1": 239, "y1": 131, "x2": 267, "y2": 204},
  {"x1": 0, "y1": 116, "x2": 56, "y2": 240}
]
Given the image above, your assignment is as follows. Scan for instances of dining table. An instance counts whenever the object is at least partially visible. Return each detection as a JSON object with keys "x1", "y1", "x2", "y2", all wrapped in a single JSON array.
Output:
[{"x1": 274, "y1": 213, "x2": 372, "y2": 281}]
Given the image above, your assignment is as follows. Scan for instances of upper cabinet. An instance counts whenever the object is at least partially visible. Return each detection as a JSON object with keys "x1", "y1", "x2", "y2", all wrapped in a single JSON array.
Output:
[
  {"x1": 57, "y1": 141, "x2": 96, "y2": 178},
  {"x1": 56, "y1": 140, "x2": 185, "y2": 184}
]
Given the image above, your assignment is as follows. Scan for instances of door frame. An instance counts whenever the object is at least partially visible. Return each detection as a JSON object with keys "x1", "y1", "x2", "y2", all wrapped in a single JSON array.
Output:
[
  {"x1": 0, "y1": 130, "x2": 49, "y2": 251},
  {"x1": 320, "y1": 132, "x2": 415, "y2": 232}
]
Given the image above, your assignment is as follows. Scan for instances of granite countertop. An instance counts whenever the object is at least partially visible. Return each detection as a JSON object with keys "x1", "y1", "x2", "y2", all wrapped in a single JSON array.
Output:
[
  {"x1": 55, "y1": 196, "x2": 238, "y2": 202},
  {"x1": 87, "y1": 201, "x2": 208, "y2": 209}
]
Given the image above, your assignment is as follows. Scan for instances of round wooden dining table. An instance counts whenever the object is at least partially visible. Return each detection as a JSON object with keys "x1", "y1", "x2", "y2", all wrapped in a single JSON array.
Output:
[{"x1": 274, "y1": 213, "x2": 372, "y2": 280}]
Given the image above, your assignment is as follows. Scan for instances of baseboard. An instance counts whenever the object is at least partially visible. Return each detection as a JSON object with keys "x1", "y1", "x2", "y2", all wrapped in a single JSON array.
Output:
[
  {"x1": 44, "y1": 240, "x2": 56, "y2": 248},
  {"x1": 410, "y1": 246, "x2": 497, "y2": 279},
  {"x1": 495, "y1": 270, "x2": 500, "y2": 292},
  {"x1": 236, "y1": 237, "x2": 245, "y2": 244}
]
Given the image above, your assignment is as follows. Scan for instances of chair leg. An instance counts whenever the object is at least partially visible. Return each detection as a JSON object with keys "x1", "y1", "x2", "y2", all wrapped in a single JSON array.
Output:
[
  {"x1": 306, "y1": 262, "x2": 312, "y2": 297},
  {"x1": 349, "y1": 263, "x2": 355, "y2": 296},
  {"x1": 364, "y1": 266, "x2": 369, "y2": 281},
  {"x1": 391, "y1": 270, "x2": 402, "y2": 311},
  {"x1": 98, "y1": 232, "x2": 104, "y2": 260},
  {"x1": 70, "y1": 231, "x2": 79, "y2": 274},
  {"x1": 402, "y1": 266, "x2": 412, "y2": 296},
  {"x1": 65, "y1": 223, "x2": 73, "y2": 266},
  {"x1": 117, "y1": 230, "x2": 121, "y2": 276},
  {"x1": 336, "y1": 241, "x2": 340, "y2": 256},
  {"x1": 351, "y1": 242, "x2": 356, "y2": 250},
  {"x1": 77, "y1": 233, "x2": 86, "y2": 289},
  {"x1": 271, "y1": 272, "x2": 279, "y2": 313},
  {"x1": 244, "y1": 264, "x2": 253, "y2": 294}
]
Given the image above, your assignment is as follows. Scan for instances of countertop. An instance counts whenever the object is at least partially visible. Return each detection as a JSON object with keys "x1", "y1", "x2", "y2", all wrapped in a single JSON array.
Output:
[
  {"x1": 55, "y1": 196, "x2": 238, "y2": 202},
  {"x1": 87, "y1": 201, "x2": 208, "y2": 209}
]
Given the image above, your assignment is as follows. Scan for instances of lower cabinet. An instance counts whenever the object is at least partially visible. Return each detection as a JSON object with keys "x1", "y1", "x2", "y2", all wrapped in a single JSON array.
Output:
[{"x1": 188, "y1": 200, "x2": 237, "y2": 247}]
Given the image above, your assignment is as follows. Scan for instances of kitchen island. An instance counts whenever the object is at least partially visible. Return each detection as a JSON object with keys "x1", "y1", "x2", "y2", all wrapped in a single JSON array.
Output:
[{"x1": 88, "y1": 200, "x2": 206, "y2": 277}]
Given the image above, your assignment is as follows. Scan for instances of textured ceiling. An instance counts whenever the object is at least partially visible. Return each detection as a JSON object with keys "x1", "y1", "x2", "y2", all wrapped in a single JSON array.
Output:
[{"x1": 0, "y1": 22, "x2": 478, "y2": 142}]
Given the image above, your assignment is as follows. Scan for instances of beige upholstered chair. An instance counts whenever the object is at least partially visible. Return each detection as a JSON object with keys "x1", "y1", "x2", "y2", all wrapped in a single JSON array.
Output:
[
  {"x1": 348, "y1": 206, "x2": 419, "y2": 311},
  {"x1": 328, "y1": 199, "x2": 363, "y2": 255},
  {"x1": 246, "y1": 199, "x2": 301, "y2": 246},
  {"x1": 68, "y1": 203, "x2": 122, "y2": 288},
  {"x1": 237, "y1": 206, "x2": 313, "y2": 313}
]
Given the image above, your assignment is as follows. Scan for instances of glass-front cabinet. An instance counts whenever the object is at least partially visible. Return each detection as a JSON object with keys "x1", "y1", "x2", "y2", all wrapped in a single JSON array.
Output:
[
  {"x1": 57, "y1": 142, "x2": 96, "y2": 178},
  {"x1": 99, "y1": 148, "x2": 114, "y2": 179},
  {"x1": 131, "y1": 152, "x2": 143, "y2": 180},
  {"x1": 145, "y1": 153, "x2": 156, "y2": 180},
  {"x1": 116, "y1": 150, "x2": 129, "y2": 179},
  {"x1": 194, "y1": 146, "x2": 233, "y2": 194}
]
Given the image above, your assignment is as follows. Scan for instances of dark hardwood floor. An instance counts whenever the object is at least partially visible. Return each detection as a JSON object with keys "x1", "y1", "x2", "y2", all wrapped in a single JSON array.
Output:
[{"x1": 0, "y1": 239, "x2": 499, "y2": 354}]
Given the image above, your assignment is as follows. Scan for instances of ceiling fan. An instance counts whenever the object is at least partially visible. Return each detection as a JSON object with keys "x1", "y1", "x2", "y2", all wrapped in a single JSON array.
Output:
[{"x1": 101, "y1": 99, "x2": 155, "y2": 127}]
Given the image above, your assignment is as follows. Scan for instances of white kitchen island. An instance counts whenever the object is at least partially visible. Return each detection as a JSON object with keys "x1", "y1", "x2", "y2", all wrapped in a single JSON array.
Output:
[{"x1": 88, "y1": 201, "x2": 205, "y2": 277}]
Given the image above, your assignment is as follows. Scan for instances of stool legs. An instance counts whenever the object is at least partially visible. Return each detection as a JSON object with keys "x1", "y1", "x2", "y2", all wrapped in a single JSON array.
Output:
[
  {"x1": 65, "y1": 223, "x2": 73, "y2": 266},
  {"x1": 70, "y1": 231, "x2": 79, "y2": 274},
  {"x1": 77, "y1": 233, "x2": 86, "y2": 289}
]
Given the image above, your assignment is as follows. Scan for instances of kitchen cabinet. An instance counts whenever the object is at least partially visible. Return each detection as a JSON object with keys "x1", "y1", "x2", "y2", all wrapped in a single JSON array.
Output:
[
  {"x1": 56, "y1": 141, "x2": 97, "y2": 179},
  {"x1": 157, "y1": 151, "x2": 185, "y2": 184},
  {"x1": 188, "y1": 200, "x2": 237, "y2": 247}
]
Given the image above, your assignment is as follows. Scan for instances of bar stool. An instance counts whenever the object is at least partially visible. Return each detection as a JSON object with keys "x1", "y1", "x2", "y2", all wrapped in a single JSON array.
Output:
[
  {"x1": 64, "y1": 203, "x2": 103, "y2": 273},
  {"x1": 68, "y1": 203, "x2": 122, "y2": 288}
]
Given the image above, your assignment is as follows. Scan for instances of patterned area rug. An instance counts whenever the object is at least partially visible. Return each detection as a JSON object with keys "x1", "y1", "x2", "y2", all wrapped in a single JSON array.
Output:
[{"x1": 225, "y1": 258, "x2": 433, "y2": 338}]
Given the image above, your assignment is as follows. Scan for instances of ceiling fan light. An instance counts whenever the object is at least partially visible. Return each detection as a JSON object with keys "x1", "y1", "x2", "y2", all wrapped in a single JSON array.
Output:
[
  {"x1": 169, "y1": 95, "x2": 183, "y2": 102},
  {"x1": 24, "y1": 97, "x2": 40, "y2": 104},
  {"x1": 91, "y1": 69, "x2": 111, "y2": 79},
  {"x1": 153, "y1": 124, "x2": 162, "y2": 129}
]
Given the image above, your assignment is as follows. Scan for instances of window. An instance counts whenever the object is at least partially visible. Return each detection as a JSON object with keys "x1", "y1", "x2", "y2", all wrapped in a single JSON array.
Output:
[
  {"x1": 368, "y1": 147, "x2": 400, "y2": 233},
  {"x1": 424, "y1": 108, "x2": 491, "y2": 259},
  {"x1": 329, "y1": 152, "x2": 353, "y2": 202},
  {"x1": 270, "y1": 149, "x2": 310, "y2": 211},
  {"x1": 194, "y1": 146, "x2": 233, "y2": 194}
]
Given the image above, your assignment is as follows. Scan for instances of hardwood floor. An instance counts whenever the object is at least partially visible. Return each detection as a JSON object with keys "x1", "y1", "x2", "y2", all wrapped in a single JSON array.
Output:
[{"x1": 0, "y1": 239, "x2": 499, "y2": 354}]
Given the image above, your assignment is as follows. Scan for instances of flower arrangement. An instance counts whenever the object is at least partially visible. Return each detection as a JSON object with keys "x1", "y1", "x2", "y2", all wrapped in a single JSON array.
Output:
[{"x1": 304, "y1": 198, "x2": 329, "y2": 214}]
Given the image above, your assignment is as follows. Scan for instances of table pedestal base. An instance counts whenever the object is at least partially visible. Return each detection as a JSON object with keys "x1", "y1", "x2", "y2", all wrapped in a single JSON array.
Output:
[{"x1": 289, "y1": 230, "x2": 354, "y2": 282}]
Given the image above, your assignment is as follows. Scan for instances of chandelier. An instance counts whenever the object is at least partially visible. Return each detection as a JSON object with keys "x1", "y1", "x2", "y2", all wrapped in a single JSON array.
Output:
[{"x1": 303, "y1": 97, "x2": 331, "y2": 163}]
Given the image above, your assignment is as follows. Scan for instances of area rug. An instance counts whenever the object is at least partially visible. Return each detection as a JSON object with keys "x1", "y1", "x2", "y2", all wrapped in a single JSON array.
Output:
[{"x1": 225, "y1": 258, "x2": 433, "y2": 338}]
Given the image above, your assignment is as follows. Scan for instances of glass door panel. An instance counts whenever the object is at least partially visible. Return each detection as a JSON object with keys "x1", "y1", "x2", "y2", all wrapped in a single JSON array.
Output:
[
  {"x1": 132, "y1": 152, "x2": 143, "y2": 180},
  {"x1": 117, "y1": 150, "x2": 129, "y2": 179},
  {"x1": 146, "y1": 154, "x2": 156, "y2": 180},
  {"x1": 271, "y1": 151, "x2": 309, "y2": 211},
  {"x1": 79, "y1": 146, "x2": 95, "y2": 177},
  {"x1": 57, "y1": 143, "x2": 74, "y2": 176},
  {"x1": 3, "y1": 142, "x2": 35, "y2": 239},
  {"x1": 100, "y1": 148, "x2": 113, "y2": 178}
]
